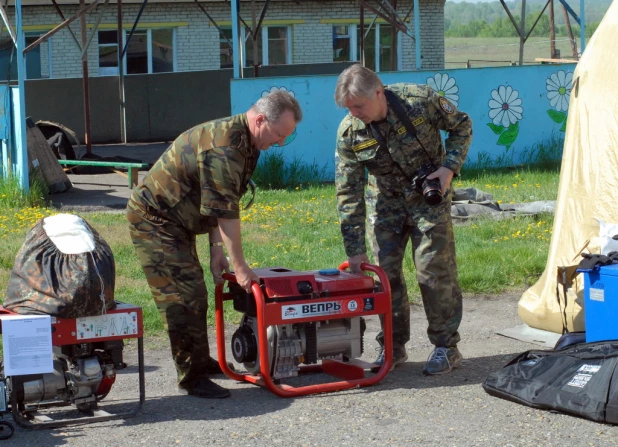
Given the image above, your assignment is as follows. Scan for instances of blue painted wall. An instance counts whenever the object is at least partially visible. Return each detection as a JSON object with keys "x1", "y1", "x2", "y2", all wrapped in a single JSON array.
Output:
[{"x1": 231, "y1": 63, "x2": 576, "y2": 175}]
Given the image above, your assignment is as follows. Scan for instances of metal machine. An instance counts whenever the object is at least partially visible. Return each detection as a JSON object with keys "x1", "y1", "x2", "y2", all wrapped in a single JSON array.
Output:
[
  {"x1": 0, "y1": 303, "x2": 145, "y2": 439},
  {"x1": 215, "y1": 262, "x2": 393, "y2": 397}
]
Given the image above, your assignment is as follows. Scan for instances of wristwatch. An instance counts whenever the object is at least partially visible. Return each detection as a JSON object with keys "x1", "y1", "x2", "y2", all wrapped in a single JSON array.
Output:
[{"x1": 209, "y1": 241, "x2": 224, "y2": 247}]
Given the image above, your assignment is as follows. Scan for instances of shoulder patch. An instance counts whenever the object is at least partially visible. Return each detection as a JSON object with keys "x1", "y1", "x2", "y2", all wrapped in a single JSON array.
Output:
[
  {"x1": 353, "y1": 139, "x2": 378, "y2": 152},
  {"x1": 439, "y1": 97, "x2": 454, "y2": 114}
]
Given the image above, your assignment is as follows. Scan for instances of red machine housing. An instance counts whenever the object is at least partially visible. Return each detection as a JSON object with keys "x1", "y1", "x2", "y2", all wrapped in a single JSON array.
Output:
[
  {"x1": 0, "y1": 302, "x2": 145, "y2": 430},
  {"x1": 215, "y1": 262, "x2": 392, "y2": 397}
]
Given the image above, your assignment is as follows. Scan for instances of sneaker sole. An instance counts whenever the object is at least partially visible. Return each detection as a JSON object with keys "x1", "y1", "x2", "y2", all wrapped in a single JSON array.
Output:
[
  {"x1": 371, "y1": 353, "x2": 408, "y2": 372},
  {"x1": 422, "y1": 357, "x2": 462, "y2": 376}
]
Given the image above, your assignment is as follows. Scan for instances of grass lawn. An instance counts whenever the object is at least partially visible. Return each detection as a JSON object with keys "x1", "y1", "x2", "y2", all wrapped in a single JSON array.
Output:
[
  {"x1": 445, "y1": 36, "x2": 579, "y2": 68},
  {"x1": 0, "y1": 167, "x2": 559, "y2": 335}
]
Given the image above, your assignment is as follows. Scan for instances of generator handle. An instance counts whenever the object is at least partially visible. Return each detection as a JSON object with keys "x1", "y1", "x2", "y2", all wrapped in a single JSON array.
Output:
[{"x1": 337, "y1": 261, "x2": 392, "y2": 297}]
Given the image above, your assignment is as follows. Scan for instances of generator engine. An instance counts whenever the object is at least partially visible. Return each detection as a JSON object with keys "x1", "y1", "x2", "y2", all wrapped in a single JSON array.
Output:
[
  {"x1": 227, "y1": 267, "x2": 380, "y2": 380},
  {"x1": 2, "y1": 340, "x2": 125, "y2": 414},
  {"x1": 232, "y1": 313, "x2": 366, "y2": 379},
  {"x1": 0, "y1": 303, "x2": 145, "y2": 437}
]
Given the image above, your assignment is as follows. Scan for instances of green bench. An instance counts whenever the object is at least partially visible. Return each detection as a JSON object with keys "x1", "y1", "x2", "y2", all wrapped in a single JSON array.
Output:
[{"x1": 57, "y1": 159, "x2": 150, "y2": 188}]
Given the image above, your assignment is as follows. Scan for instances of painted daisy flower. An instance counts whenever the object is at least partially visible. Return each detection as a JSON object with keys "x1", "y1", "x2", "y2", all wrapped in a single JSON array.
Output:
[
  {"x1": 488, "y1": 86, "x2": 523, "y2": 128},
  {"x1": 426, "y1": 73, "x2": 459, "y2": 106},
  {"x1": 262, "y1": 86, "x2": 295, "y2": 98},
  {"x1": 546, "y1": 70, "x2": 573, "y2": 112}
]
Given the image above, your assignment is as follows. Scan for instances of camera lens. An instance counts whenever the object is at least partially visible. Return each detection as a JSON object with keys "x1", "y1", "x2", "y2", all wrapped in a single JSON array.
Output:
[
  {"x1": 422, "y1": 179, "x2": 443, "y2": 206},
  {"x1": 424, "y1": 189, "x2": 443, "y2": 206}
]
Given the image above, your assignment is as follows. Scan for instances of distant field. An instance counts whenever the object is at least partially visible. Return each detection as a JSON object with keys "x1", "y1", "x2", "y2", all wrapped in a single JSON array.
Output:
[{"x1": 445, "y1": 36, "x2": 580, "y2": 68}]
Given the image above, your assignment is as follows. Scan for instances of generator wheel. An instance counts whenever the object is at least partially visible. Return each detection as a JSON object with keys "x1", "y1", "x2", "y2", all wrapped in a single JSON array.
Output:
[{"x1": 0, "y1": 421, "x2": 14, "y2": 440}]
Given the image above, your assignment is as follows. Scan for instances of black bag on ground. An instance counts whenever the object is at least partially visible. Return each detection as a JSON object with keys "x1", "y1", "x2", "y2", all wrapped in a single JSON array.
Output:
[
  {"x1": 483, "y1": 341, "x2": 618, "y2": 424},
  {"x1": 4, "y1": 215, "x2": 116, "y2": 318}
]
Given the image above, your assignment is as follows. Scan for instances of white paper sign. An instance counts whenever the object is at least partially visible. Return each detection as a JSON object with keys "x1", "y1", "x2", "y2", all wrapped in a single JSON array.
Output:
[{"x1": 1, "y1": 315, "x2": 53, "y2": 376}]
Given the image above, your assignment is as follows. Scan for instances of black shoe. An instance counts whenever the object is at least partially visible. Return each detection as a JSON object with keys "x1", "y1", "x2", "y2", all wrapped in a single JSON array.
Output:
[
  {"x1": 373, "y1": 348, "x2": 408, "y2": 372},
  {"x1": 422, "y1": 347, "x2": 462, "y2": 376},
  {"x1": 207, "y1": 357, "x2": 235, "y2": 375},
  {"x1": 178, "y1": 377, "x2": 231, "y2": 399}
]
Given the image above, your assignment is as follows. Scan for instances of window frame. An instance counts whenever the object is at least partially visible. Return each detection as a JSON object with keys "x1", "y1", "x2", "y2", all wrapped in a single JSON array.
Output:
[
  {"x1": 98, "y1": 28, "x2": 177, "y2": 76},
  {"x1": 332, "y1": 23, "x2": 402, "y2": 72},
  {"x1": 220, "y1": 25, "x2": 292, "y2": 68}
]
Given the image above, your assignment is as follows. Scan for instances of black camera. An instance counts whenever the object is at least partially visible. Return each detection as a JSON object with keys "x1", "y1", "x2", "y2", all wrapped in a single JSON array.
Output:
[{"x1": 411, "y1": 163, "x2": 443, "y2": 206}]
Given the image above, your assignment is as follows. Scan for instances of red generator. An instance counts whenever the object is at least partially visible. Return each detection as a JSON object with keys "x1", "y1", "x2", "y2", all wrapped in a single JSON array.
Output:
[
  {"x1": 0, "y1": 302, "x2": 145, "y2": 438},
  {"x1": 215, "y1": 262, "x2": 392, "y2": 397}
]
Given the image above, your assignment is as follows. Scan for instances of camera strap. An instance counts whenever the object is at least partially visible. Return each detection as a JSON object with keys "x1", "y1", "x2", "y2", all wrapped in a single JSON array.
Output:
[
  {"x1": 367, "y1": 88, "x2": 438, "y2": 188},
  {"x1": 368, "y1": 122, "x2": 415, "y2": 187},
  {"x1": 383, "y1": 88, "x2": 438, "y2": 166}
]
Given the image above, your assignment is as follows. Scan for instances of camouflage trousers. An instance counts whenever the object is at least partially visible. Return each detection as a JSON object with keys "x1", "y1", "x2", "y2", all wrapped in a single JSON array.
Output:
[
  {"x1": 127, "y1": 207, "x2": 212, "y2": 386},
  {"x1": 370, "y1": 215, "x2": 462, "y2": 351}
]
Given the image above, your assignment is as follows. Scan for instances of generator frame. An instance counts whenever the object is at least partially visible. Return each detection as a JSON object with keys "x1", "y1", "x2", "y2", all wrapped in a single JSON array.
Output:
[
  {"x1": 215, "y1": 262, "x2": 393, "y2": 397},
  {"x1": 0, "y1": 302, "x2": 145, "y2": 432}
]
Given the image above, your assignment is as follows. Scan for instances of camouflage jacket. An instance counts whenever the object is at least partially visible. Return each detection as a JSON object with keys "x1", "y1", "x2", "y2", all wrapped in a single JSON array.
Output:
[
  {"x1": 128, "y1": 114, "x2": 259, "y2": 234},
  {"x1": 335, "y1": 84, "x2": 472, "y2": 256}
]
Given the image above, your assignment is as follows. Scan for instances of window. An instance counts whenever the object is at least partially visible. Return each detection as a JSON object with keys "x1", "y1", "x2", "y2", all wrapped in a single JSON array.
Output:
[
  {"x1": 330, "y1": 24, "x2": 400, "y2": 72},
  {"x1": 98, "y1": 30, "x2": 119, "y2": 76},
  {"x1": 151, "y1": 29, "x2": 174, "y2": 73},
  {"x1": 98, "y1": 28, "x2": 175, "y2": 76},
  {"x1": 244, "y1": 27, "x2": 263, "y2": 67},
  {"x1": 265, "y1": 26, "x2": 288, "y2": 65},
  {"x1": 333, "y1": 25, "x2": 352, "y2": 61},
  {"x1": 126, "y1": 30, "x2": 148, "y2": 74},
  {"x1": 0, "y1": 33, "x2": 51, "y2": 80},
  {"x1": 219, "y1": 28, "x2": 233, "y2": 68},
  {"x1": 220, "y1": 25, "x2": 291, "y2": 68}
]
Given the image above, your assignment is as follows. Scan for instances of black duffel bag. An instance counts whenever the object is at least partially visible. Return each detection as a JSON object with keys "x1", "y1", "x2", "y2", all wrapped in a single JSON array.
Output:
[{"x1": 483, "y1": 341, "x2": 618, "y2": 424}]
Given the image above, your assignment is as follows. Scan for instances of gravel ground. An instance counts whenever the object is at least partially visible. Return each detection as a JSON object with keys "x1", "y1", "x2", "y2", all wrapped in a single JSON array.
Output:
[{"x1": 5, "y1": 293, "x2": 618, "y2": 446}]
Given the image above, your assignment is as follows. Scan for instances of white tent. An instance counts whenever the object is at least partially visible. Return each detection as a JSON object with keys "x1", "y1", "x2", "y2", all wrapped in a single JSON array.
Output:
[{"x1": 519, "y1": 1, "x2": 618, "y2": 333}]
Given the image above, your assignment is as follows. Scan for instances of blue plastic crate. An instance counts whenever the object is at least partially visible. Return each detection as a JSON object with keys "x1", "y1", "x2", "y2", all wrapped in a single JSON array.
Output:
[{"x1": 581, "y1": 264, "x2": 618, "y2": 343}]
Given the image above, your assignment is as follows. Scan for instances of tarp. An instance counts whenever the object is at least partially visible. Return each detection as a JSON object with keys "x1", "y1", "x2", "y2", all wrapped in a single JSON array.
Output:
[{"x1": 518, "y1": 2, "x2": 618, "y2": 334}]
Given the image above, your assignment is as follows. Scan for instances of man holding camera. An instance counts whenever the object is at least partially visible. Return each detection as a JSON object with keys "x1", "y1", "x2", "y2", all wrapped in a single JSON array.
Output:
[{"x1": 334, "y1": 64, "x2": 472, "y2": 375}]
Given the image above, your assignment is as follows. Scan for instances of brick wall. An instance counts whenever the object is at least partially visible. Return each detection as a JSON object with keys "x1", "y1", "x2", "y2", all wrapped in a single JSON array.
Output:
[{"x1": 7, "y1": 0, "x2": 444, "y2": 79}]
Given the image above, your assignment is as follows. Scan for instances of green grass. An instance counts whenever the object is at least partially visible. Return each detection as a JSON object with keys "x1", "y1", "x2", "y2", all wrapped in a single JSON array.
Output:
[
  {"x1": 0, "y1": 166, "x2": 559, "y2": 334},
  {"x1": 251, "y1": 148, "x2": 331, "y2": 190}
]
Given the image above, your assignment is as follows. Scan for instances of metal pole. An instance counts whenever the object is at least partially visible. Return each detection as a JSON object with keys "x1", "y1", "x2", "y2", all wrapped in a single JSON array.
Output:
[
  {"x1": 580, "y1": 0, "x2": 585, "y2": 53},
  {"x1": 121, "y1": 0, "x2": 148, "y2": 58},
  {"x1": 549, "y1": 0, "x2": 556, "y2": 58},
  {"x1": 390, "y1": 0, "x2": 397, "y2": 71},
  {"x1": 518, "y1": 0, "x2": 526, "y2": 66},
  {"x1": 231, "y1": 0, "x2": 240, "y2": 78},
  {"x1": 360, "y1": 5, "x2": 364, "y2": 66},
  {"x1": 251, "y1": 0, "x2": 258, "y2": 77},
  {"x1": 80, "y1": 0, "x2": 92, "y2": 154},
  {"x1": 118, "y1": 0, "x2": 126, "y2": 143},
  {"x1": 562, "y1": 3, "x2": 578, "y2": 59},
  {"x1": 50, "y1": 0, "x2": 82, "y2": 51},
  {"x1": 14, "y1": 0, "x2": 28, "y2": 190},
  {"x1": 24, "y1": 0, "x2": 101, "y2": 54},
  {"x1": 413, "y1": 0, "x2": 420, "y2": 69}
]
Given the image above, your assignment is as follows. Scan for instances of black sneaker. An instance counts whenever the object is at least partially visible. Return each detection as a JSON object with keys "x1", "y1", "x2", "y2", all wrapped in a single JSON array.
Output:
[
  {"x1": 373, "y1": 348, "x2": 408, "y2": 371},
  {"x1": 422, "y1": 347, "x2": 462, "y2": 376},
  {"x1": 178, "y1": 377, "x2": 231, "y2": 398}
]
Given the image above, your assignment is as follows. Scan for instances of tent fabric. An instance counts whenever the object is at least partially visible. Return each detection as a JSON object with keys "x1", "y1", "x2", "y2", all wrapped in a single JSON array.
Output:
[{"x1": 518, "y1": 3, "x2": 618, "y2": 334}]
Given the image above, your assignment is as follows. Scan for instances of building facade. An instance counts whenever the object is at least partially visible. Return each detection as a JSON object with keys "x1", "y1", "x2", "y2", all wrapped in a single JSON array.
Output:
[{"x1": 3, "y1": 0, "x2": 445, "y2": 80}]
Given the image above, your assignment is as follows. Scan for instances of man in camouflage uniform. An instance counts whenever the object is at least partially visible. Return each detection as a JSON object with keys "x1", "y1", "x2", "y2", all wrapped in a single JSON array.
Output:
[
  {"x1": 127, "y1": 91, "x2": 302, "y2": 398},
  {"x1": 334, "y1": 64, "x2": 472, "y2": 375}
]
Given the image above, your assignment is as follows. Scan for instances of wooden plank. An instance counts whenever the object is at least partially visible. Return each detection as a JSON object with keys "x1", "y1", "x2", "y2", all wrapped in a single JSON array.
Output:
[{"x1": 535, "y1": 57, "x2": 578, "y2": 63}]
